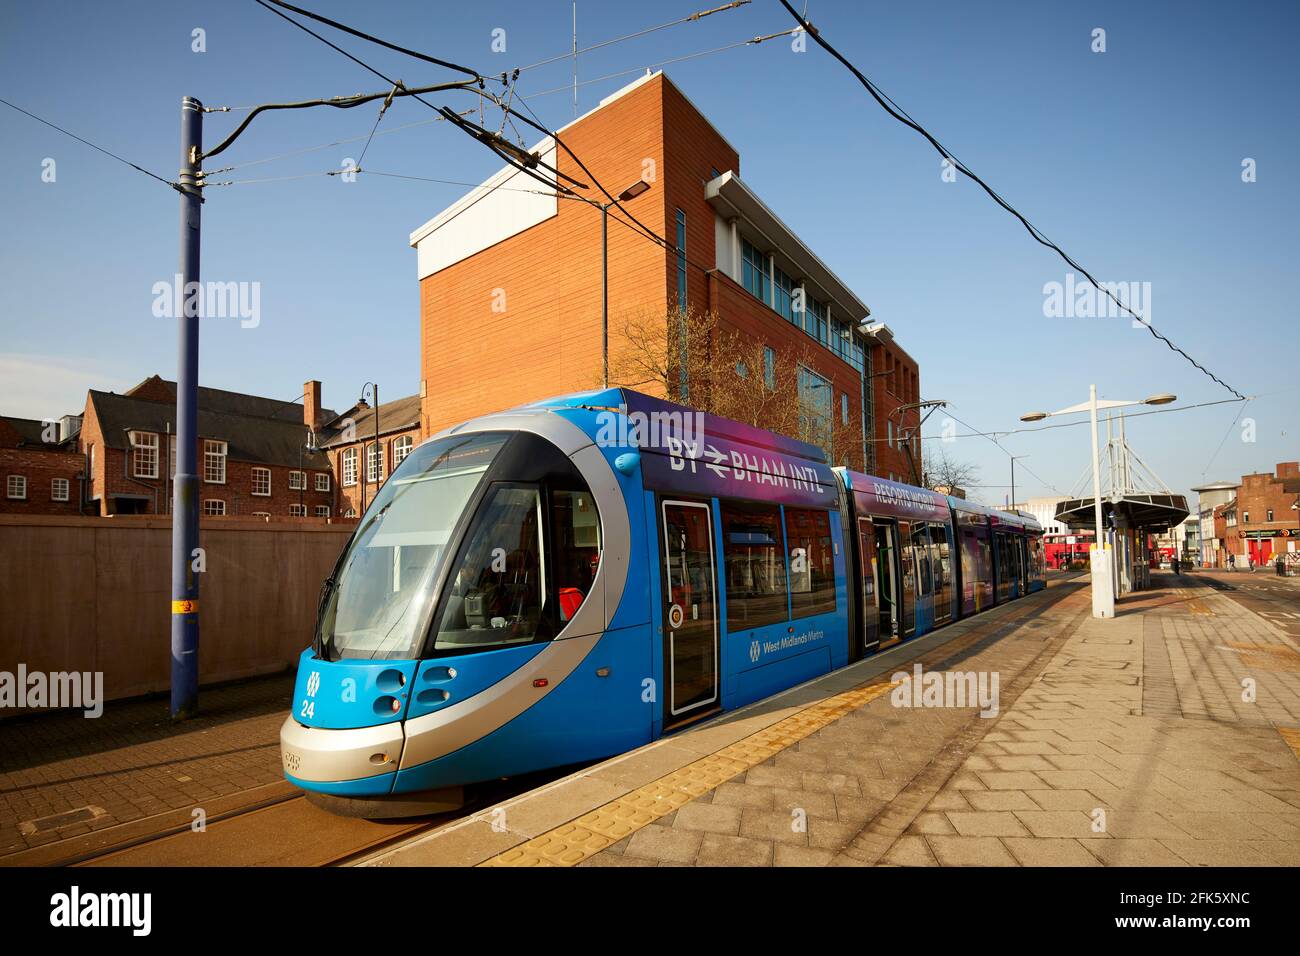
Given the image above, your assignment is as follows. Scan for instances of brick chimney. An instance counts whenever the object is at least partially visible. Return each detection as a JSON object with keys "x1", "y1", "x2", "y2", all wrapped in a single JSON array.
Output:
[
  {"x1": 304, "y1": 380, "x2": 324, "y2": 431},
  {"x1": 1278, "y1": 461, "x2": 1299, "y2": 480}
]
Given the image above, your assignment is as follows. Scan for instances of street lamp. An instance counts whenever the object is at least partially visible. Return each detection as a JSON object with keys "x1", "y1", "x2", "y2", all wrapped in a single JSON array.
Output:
[
  {"x1": 1020, "y1": 387, "x2": 1175, "y2": 618},
  {"x1": 1008, "y1": 454, "x2": 1030, "y2": 512},
  {"x1": 601, "y1": 179, "x2": 653, "y2": 388},
  {"x1": 358, "y1": 382, "x2": 381, "y2": 514},
  {"x1": 299, "y1": 428, "x2": 317, "y2": 516}
]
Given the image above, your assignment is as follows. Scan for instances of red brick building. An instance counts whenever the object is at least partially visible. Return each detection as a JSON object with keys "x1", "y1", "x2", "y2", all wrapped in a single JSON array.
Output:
[
  {"x1": 409, "y1": 72, "x2": 920, "y2": 475},
  {"x1": 1233, "y1": 462, "x2": 1300, "y2": 567},
  {"x1": 0, "y1": 415, "x2": 85, "y2": 515},
  {"x1": 79, "y1": 375, "x2": 337, "y2": 518},
  {"x1": 318, "y1": 392, "x2": 421, "y2": 518}
]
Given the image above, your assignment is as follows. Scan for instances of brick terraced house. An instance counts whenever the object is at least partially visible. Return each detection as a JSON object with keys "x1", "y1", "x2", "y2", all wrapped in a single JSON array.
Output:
[
  {"x1": 318, "y1": 391, "x2": 422, "y2": 518},
  {"x1": 0, "y1": 414, "x2": 85, "y2": 515},
  {"x1": 409, "y1": 71, "x2": 921, "y2": 476},
  {"x1": 1233, "y1": 461, "x2": 1300, "y2": 567},
  {"x1": 79, "y1": 375, "x2": 337, "y2": 518}
]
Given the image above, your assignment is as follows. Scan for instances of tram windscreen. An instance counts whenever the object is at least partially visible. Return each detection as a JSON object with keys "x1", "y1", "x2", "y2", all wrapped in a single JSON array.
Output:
[{"x1": 317, "y1": 432, "x2": 509, "y2": 660}]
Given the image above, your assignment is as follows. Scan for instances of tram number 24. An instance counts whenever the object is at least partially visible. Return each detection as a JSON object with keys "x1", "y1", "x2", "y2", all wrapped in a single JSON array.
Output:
[{"x1": 299, "y1": 700, "x2": 316, "y2": 720}]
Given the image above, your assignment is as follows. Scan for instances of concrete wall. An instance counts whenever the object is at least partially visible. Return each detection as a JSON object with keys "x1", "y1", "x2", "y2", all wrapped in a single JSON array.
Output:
[{"x1": 0, "y1": 514, "x2": 352, "y2": 714}]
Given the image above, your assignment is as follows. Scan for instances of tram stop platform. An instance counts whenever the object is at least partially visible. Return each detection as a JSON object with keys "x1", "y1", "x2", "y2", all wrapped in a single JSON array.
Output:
[{"x1": 365, "y1": 573, "x2": 1300, "y2": 868}]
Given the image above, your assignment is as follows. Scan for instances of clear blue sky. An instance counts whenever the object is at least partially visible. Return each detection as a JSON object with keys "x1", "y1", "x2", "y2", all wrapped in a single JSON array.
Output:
[{"x1": 1, "y1": 0, "x2": 1296, "y2": 507}]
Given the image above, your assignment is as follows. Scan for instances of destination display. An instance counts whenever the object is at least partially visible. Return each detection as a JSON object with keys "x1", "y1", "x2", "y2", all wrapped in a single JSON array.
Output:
[
  {"x1": 845, "y1": 471, "x2": 950, "y2": 522},
  {"x1": 640, "y1": 438, "x2": 838, "y2": 507},
  {"x1": 617, "y1": 391, "x2": 838, "y2": 506}
]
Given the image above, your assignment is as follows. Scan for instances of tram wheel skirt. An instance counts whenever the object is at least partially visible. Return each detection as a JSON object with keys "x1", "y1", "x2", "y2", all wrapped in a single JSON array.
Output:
[{"x1": 305, "y1": 786, "x2": 465, "y2": 819}]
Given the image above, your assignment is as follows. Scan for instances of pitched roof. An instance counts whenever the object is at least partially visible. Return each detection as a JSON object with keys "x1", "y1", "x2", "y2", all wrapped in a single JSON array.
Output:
[
  {"x1": 320, "y1": 394, "x2": 421, "y2": 447},
  {"x1": 126, "y1": 376, "x2": 338, "y2": 426},
  {"x1": 0, "y1": 415, "x2": 79, "y2": 450},
  {"x1": 2, "y1": 416, "x2": 52, "y2": 444},
  {"x1": 87, "y1": 390, "x2": 330, "y2": 470}
]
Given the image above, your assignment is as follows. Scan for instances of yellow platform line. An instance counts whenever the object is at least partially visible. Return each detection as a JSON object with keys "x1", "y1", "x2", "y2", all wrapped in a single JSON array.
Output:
[{"x1": 481, "y1": 679, "x2": 897, "y2": 867}]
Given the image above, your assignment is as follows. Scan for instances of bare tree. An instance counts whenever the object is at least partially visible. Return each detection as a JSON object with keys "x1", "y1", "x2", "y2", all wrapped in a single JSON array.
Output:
[
  {"x1": 610, "y1": 305, "x2": 865, "y2": 470},
  {"x1": 922, "y1": 443, "x2": 980, "y2": 495}
]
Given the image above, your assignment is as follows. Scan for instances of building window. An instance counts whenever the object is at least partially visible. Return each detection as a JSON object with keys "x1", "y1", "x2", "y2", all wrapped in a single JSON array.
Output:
[
  {"x1": 344, "y1": 508, "x2": 356, "y2": 518},
  {"x1": 290, "y1": 503, "x2": 307, "y2": 517},
  {"x1": 51, "y1": 478, "x2": 69, "y2": 502},
  {"x1": 1267, "y1": 509, "x2": 1273, "y2": 522},
  {"x1": 763, "y1": 347, "x2": 776, "y2": 391},
  {"x1": 1243, "y1": 511, "x2": 1249, "y2": 524},
  {"x1": 7, "y1": 475, "x2": 27, "y2": 500},
  {"x1": 797, "y1": 366, "x2": 833, "y2": 453},
  {"x1": 168, "y1": 435, "x2": 176, "y2": 478},
  {"x1": 202, "y1": 499, "x2": 225, "y2": 516},
  {"x1": 251, "y1": 467, "x2": 271, "y2": 496},
  {"x1": 314, "y1": 505, "x2": 330, "y2": 518},
  {"x1": 675, "y1": 209, "x2": 687, "y2": 310},
  {"x1": 392, "y1": 435, "x2": 413, "y2": 467},
  {"x1": 342, "y1": 447, "x2": 357, "y2": 486},
  {"x1": 315, "y1": 471, "x2": 331, "y2": 492},
  {"x1": 251, "y1": 512, "x2": 271, "y2": 519},
  {"x1": 735, "y1": 361, "x2": 749, "y2": 378},
  {"x1": 807, "y1": 298, "x2": 829, "y2": 346},
  {"x1": 288, "y1": 470, "x2": 306, "y2": 491},
  {"x1": 774, "y1": 266, "x2": 797, "y2": 325},
  {"x1": 366, "y1": 442, "x2": 383, "y2": 484},
  {"x1": 130, "y1": 431, "x2": 159, "y2": 479},
  {"x1": 741, "y1": 238, "x2": 770, "y2": 304},
  {"x1": 204, "y1": 440, "x2": 227, "y2": 484},
  {"x1": 887, "y1": 420, "x2": 895, "y2": 448},
  {"x1": 841, "y1": 392, "x2": 850, "y2": 426}
]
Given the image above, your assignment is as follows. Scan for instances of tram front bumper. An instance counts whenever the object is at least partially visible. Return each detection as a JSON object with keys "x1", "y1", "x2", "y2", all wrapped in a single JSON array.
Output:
[{"x1": 279, "y1": 715, "x2": 405, "y2": 788}]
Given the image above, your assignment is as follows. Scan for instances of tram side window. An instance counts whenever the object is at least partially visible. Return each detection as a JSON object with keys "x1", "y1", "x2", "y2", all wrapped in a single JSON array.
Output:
[
  {"x1": 721, "y1": 501, "x2": 788, "y2": 631},
  {"x1": 912, "y1": 524, "x2": 931, "y2": 596},
  {"x1": 551, "y1": 489, "x2": 602, "y2": 622},
  {"x1": 786, "y1": 507, "x2": 837, "y2": 618},
  {"x1": 935, "y1": 525, "x2": 952, "y2": 587},
  {"x1": 434, "y1": 484, "x2": 548, "y2": 652}
]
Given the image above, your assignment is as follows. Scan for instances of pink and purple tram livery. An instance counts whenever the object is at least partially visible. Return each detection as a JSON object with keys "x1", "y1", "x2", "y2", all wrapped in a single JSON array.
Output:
[{"x1": 280, "y1": 389, "x2": 1044, "y2": 816}]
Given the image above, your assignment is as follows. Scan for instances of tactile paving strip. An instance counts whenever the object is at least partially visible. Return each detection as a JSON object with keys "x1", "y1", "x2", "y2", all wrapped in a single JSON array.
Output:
[{"x1": 481, "y1": 679, "x2": 897, "y2": 867}]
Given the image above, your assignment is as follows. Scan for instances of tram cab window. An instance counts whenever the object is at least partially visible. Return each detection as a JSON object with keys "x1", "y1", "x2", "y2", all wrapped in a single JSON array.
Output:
[
  {"x1": 318, "y1": 431, "x2": 508, "y2": 661},
  {"x1": 786, "y1": 507, "x2": 837, "y2": 618},
  {"x1": 721, "y1": 501, "x2": 788, "y2": 631},
  {"x1": 434, "y1": 484, "x2": 548, "y2": 652}
]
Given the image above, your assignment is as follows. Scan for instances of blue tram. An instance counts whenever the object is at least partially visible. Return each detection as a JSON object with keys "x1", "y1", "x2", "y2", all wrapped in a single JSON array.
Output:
[{"x1": 280, "y1": 389, "x2": 1042, "y2": 815}]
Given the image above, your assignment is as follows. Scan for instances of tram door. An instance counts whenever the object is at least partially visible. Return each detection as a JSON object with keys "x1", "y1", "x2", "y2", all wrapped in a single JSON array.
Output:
[
  {"x1": 856, "y1": 519, "x2": 882, "y2": 650},
  {"x1": 661, "y1": 500, "x2": 719, "y2": 727},
  {"x1": 873, "y1": 520, "x2": 904, "y2": 647},
  {"x1": 933, "y1": 525, "x2": 953, "y2": 626},
  {"x1": 897, "y1": 521, "x2": 916, "y2": 638},
  {"x1": 994, "y1": 533, "x2": 1011, "y2": 603}
]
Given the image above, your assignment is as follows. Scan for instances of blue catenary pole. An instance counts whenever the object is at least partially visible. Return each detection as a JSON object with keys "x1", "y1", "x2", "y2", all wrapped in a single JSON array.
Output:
[{"x1": 171, "y1": 96, "x2": 203, "y2": 719}]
